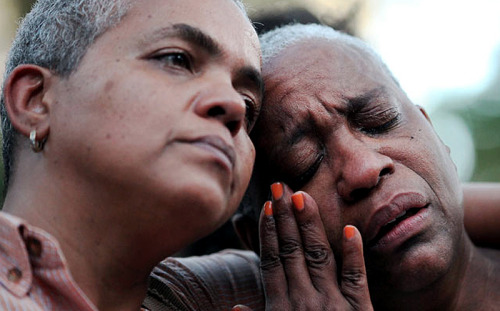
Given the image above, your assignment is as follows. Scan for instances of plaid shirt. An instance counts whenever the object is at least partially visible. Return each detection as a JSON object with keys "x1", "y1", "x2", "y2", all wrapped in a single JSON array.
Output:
[{"x1": 0, "y1": 212, "x2": 97, "y2": 311}]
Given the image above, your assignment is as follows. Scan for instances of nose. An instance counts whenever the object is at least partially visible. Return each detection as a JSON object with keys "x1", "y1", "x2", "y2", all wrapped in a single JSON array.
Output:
[
  {"x1": 194, "y1": 82, "x2": 246, "y2": 137},
  {"x1": 336, "y1": 139, "x2": 394, "y2": 202}
]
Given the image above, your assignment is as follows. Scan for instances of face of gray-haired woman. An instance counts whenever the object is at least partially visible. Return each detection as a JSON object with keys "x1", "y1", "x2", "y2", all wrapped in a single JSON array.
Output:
[
  {"x1": 253, "y1": 38, "x2": 463, "y2": 294},
  {"x1": 45, "y1": 0, "x2": 262, "y2": 249}
]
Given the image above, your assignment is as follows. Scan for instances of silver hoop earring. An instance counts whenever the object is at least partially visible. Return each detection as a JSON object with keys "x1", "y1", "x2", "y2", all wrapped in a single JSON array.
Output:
[{"x1": 30, "y1": 130, "x2": 44, "y2": 152}]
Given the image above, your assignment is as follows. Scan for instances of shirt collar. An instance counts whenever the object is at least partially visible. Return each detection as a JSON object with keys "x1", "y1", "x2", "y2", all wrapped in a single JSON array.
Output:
[{"x1": 0, "y1": 212, "x2": 66, "y2": 297}]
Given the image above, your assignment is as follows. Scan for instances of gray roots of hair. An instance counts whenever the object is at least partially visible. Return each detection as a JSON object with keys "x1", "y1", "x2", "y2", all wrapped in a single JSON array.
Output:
[
  {"x1": 0, "y1": 0, "x2": 249, "y2": 189},
  {"x1": 260, "y1": 23, "x2": 396, "y2": 78}
]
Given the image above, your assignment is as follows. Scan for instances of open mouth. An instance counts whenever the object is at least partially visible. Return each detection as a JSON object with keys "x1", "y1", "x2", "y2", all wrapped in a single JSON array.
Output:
[{"x1": 368, "y1": 204, "x2": 429, "y2": 248}]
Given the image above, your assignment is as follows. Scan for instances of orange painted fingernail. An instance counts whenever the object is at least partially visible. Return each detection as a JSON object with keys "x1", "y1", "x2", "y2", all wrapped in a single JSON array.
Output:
[
  {"x1": 232, "y1": 307, "x2": 241, "y2": 311},
  {"x1": 291, "y1": 192, "x2": 304, "y2": 211},
  {"x1": 264, "y1": 201, "x2": 273, "y2": 216},
  {"x1": 271, "y1": 182, "x2": 283, "y2": 200},
  {"x1": 344, "y1": 225, "x2": 355, "y2": 239}
]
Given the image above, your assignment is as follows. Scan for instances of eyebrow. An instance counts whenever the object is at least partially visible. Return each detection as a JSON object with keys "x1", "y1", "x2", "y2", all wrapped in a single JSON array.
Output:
[
  {"x1": 144, "y1": 23, "x2": 263, "y2": 103},
  {"x1": 142, "y1": 23, "x2": 222, "y2": 57},
  {"x1": 346, "y1": 87, "x2": 388, "y2": 114},
  {"x1": 286, "y1": 87, "x2": 389, "y2": 146}
]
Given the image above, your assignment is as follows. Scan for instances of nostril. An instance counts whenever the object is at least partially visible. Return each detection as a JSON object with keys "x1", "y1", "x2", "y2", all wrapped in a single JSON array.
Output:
[
  {"x1": 226, "y1": 120, "x2": 241, "y2": 134},
  {"x1": 380, "y1": 167, "x2": 392, "y2": 177},
  {"x1": 207, "y1": 106, "x2": 225, "y2": 117}
]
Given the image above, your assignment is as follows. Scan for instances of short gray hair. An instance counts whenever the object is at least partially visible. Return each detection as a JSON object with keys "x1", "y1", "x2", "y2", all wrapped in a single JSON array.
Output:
[
  {"x1": 0, "y1": 0, "x2": 132, "y2": 188},
  {"x1": 0, "y1": 0, "x2": 250, "y2": 188},
  {"x1": 259, "y1": 23, "x2": 398, "y2": 83}
]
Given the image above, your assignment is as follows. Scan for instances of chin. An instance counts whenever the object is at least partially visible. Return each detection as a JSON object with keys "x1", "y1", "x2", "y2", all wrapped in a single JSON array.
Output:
[
  {"x1": 369, "y1": 237, "x2": 454, "y2": 293},
  {"x1": 189, "y1": 185, "x2": 228, "y2": 213},
  {"x1": 146, "y1": 168, "x2": 242, "y2": 235}
]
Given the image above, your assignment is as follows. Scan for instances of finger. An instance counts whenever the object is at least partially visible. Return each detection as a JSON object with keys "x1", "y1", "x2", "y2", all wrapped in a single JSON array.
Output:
[
  {"x1": 291, "y1": 191, "x2": 339, "y2": 291},
  {"x1": 340, "y1": 225, "x2": 373, "y2": 309},
  {"x1": 258, "y1": 200, "x2": 289, "y2": 308},
  {"x1": 270, "y1": 183, "x2": 312, "y2": 292},
  {"x1": 232, "y1": 305, "x2": 253, "y2": 311}
]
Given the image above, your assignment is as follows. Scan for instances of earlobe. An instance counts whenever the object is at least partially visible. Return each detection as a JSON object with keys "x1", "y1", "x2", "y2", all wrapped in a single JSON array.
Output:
[{"x1": 3, "y1": 64, "x2": 52, "y2": 141}]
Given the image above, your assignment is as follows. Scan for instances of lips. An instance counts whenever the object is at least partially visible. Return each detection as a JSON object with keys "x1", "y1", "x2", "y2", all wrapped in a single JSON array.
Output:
[
  {"x1": 366, "y1": 192, "x2": 429, "y2": 248},
  {"x1": 190, "y1": 136, "x2": 236, "y2": 170}
]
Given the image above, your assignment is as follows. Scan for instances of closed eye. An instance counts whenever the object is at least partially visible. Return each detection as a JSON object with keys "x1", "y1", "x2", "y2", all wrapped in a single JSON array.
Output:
[
  {"x1": 361, "y1": 114, "x2": 401, "y2": 135},
  {"x1": 287, "y1": 148, "x2": 325, "y2": 190}
]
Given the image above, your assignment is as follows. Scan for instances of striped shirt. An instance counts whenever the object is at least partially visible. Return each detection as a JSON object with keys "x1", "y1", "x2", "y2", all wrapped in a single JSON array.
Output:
[
  {"x1": 0, "y1": 212, "x2": 97, "y2": 311},
  {"x1": 144, "y1": 250, "x2": 265, "y2": 311}
]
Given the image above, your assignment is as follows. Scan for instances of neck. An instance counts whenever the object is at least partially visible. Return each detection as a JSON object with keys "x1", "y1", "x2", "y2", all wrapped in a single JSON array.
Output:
[
  {"x1": 371, "y1": 233, "x2": 500, "y2": 310},
  {"x1": 453, "y1": 243, "x2": 500, "y2": 310},
  {"x1": 3, "y1": 160, "x2": 178, "y2": 311}
]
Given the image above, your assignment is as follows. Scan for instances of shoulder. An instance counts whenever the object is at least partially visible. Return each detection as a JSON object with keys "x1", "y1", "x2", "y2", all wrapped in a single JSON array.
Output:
[{"x1": 146, "y1": 250, "x2": 264, "y2": 311}]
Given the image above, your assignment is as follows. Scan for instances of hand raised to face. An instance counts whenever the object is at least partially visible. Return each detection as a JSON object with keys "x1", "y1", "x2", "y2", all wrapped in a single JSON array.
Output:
[{"x1": 255, "y1": 182, "x2": 373, "y2": 310}]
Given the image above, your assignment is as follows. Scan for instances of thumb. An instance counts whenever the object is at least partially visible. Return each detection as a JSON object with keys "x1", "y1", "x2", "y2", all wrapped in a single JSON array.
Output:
[
  {"x1": 340, "y1": 225, "x2": 373, "y2": 310},
  {"x1": 232, "y1": 304, "x2": 253, "y2": 311}
]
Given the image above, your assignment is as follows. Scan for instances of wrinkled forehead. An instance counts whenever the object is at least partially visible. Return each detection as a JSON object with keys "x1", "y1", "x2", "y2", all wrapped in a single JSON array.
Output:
[
  {"x1": 263, "y1": 38, "x2": 389, "y2": 94},
  {"x1": 254, "y1": 38, "x2": 411, "y2": 146},
  {"x1": 260, "y1": 38, "x2": 405, "y2": 120}
]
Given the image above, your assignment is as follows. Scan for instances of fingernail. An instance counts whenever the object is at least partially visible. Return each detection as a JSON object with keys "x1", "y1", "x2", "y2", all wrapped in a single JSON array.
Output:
[
  {"x1": 271, "y1": 182, "x2": 283, "y2": 200},
  {"x1": 232, "y1": 307, "x2": 241, "y2": 311},
  {"x1": 264, "y1": 201, "x2": 273, "y2": 216},
  {"x1": 291, "y1": 192, "x2": 304, "y2": 211},
  {"x1": 344, "y1": 225, "x2": 355, "y2": 240}
]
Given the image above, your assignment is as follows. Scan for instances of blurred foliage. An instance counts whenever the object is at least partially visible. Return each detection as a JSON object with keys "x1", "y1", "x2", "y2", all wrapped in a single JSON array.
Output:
[{"x1": 438, "y1": 49, "x2": 500, "y2": 182}]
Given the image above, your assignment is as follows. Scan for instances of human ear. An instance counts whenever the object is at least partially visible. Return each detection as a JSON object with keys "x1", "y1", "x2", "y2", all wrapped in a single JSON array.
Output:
[
  {"x1": 3, "y1": 64, "x2": 52, "y2": 141},
  {"x1": 417, "y1": 105, "x2": 433, "y2": 126},
  {"x1": 232, "y1": 213, "x2": 260, "y2": 255},
  {"x1": 417, "y1": 105, "x2": 452, "y2": 154}
]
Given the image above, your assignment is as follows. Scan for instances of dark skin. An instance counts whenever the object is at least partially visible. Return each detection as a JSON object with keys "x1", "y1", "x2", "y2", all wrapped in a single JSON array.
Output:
[
  {"x1": 259, "y1": 183, "x2": 372, "y2": 310},
  {"x1": 234, "y1": 37, "x2": 500, "y2": 310},
  {"x1": 463, "y1": 183, "x2": 500, "y2": 247}
]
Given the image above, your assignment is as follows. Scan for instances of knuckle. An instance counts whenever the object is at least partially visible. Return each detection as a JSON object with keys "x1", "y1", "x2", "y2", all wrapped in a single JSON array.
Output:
[
  {"x1": 278, "y1": 238, "x2": 303, "y2": 258},
  {"x1": 297, "y1": 218, "x2": 317, "y2": 231},
  {"x1": 260, "y1": 253, "x2": 282, "y2": 272},
  {"x1": 304, "y1": 245, "x2": 332, "y2": 268},
  {"x1": 342, "y1": 268, "x2": 368, "y2": 288},
  {"x1": 262, "y1": 216, "x2": 276, "y2": 232}
]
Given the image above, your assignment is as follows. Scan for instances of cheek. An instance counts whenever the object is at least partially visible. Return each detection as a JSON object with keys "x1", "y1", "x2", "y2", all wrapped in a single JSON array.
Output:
[
  {"x1": 305, "y1": 177, "x2": 345, "y2": 249},
  {"x1": 233, "y1": 135, "x2": 256, "y2": 197},
  {"x1": 394, "y1": 125, "x2": 462, "y2": 209}
]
